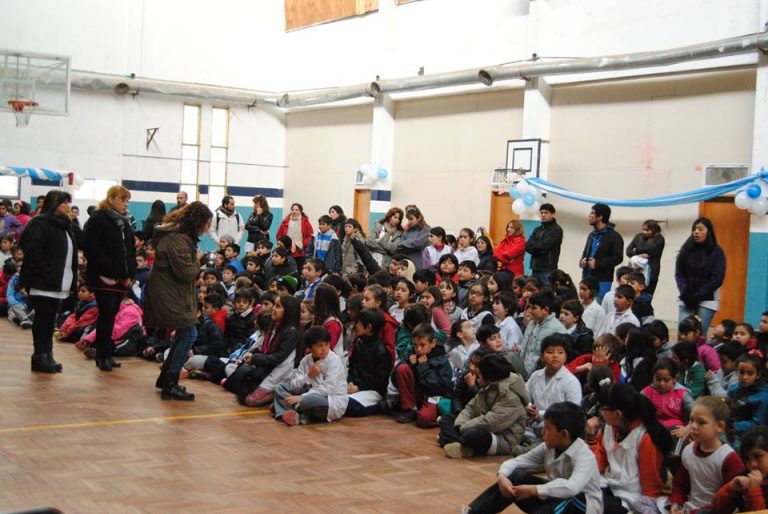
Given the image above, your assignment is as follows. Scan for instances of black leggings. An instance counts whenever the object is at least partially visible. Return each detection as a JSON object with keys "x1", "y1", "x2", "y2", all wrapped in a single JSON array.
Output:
[
  {"x1": 95, "y1": 290, "x2": 123, "y2": 358},
  {"x1": 28, "y1": 295, "x2": 61, "y2": 356}
]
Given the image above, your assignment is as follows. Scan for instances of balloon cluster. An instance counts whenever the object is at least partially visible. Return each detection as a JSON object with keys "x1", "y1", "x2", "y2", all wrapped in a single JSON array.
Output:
[
  {"x1": 508, "y1": 180, "x2": 544, "y2": 216},
  {"x1": 65, "y1": 172, "x2": 85, "y2": 193},
  {"x1": 357, "y1": 164, "x2": 388, "y2": 185},
  {"x1": 734, "y1": 180, "x2": 768, "y2": 215}
]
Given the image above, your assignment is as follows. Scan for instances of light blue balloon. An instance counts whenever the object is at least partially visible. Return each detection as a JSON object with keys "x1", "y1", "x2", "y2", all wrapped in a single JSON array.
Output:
[
  {"x1": 377, "y1": 168, "x2": 388, "y2": 180},
  {"x1": 509, "y1": 184, "x2": 521, "y2": 199},
  {"x1": 523, "y1": 192, "x2": 536, "y2": 206},
  {"x1": 747, "y1": 184, "x2": 762, "y2": 199}
]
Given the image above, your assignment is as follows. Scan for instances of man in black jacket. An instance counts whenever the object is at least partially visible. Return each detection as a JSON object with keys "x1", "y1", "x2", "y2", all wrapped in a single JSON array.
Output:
[
  {"x1": 525, "y1": 203, "x2": 563, "y2": 286},
  {"x1": 579, "y1": 203, "x2": 624, "y2": 302}
]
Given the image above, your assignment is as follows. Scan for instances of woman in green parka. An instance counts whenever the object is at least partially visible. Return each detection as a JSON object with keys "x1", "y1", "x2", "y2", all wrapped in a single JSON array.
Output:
[{"x1": 145, "y1": 201, "x2": 213, "y2": 401}]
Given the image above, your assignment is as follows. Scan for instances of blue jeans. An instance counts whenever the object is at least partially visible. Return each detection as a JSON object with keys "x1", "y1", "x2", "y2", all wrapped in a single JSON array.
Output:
[
  {"x1": 165, "y1": 325, "x2": 198, "y2": 375},
  {"x1": 597, "y1": 281, "x2": 612, "y2": 303},
  {"x1": 273, "y1": 382, "x2": 329, "y2": 421},
  {"x1": 678, "y1": 305, "x2": 716, "y2": 336}
]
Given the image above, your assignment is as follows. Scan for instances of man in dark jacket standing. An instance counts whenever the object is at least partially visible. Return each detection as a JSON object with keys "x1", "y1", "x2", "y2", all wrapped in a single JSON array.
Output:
[
  {"x1": 579, "y1": 203, "x2": 623, "y2": 302},
  {"x1": 525, "y1": 203, "x2": 563, "y2": 286}
]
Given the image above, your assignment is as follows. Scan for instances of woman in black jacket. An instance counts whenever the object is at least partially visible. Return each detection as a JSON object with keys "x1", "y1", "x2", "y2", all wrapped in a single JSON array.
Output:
[
  {"x1": 83, "y1": 185, "x2": 136, "y2": 372},
  {"x1": 244, "y1": 194, "x2": 273, "y2": 252},
  {"x1": 19, "y1": 190, "x2": 78, "y2": 373}
]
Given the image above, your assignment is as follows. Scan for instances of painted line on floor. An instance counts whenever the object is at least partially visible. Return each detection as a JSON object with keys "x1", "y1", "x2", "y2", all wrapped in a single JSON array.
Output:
[{"x1": 0, "y1": 408, "x2": 272, "y2": 433}]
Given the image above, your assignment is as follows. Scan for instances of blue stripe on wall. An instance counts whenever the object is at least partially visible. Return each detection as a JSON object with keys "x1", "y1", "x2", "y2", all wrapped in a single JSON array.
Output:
[
  {"x1": 198, "y1": 185, "x2": 209, "y2": 195},
  {"x1": 31, "y1": 178, "x2": 60, "y2": 187},
  {"x1": 227, "y1": 186, "x2": 283, "y2": 198},
  {"x1": 745, "y1": 232, "x2": 768, "y2": 323},
  {"x1": 122, "y1": 180, "x2": 180, "y2": 193},
  {"x1": 371, "y1": 189, "x2": 391, "y2": 202}
]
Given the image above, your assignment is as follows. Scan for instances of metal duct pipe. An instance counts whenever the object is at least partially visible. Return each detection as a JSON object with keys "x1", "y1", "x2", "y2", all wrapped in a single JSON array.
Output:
[
  {"x1": 478, "y1": 31, "x2": 768, "y2": 85},
  {"x1": 69, "y1": 71, "x2": 284, "y2": 106},
  {"x1": 279, "y1": 82, "x2": 381, "y2": 107}
]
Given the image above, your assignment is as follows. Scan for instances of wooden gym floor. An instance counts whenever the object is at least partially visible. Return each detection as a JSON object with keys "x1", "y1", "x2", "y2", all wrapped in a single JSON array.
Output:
[{"x1": 0, "y1": 321, "x2": 507, "y2": 513}]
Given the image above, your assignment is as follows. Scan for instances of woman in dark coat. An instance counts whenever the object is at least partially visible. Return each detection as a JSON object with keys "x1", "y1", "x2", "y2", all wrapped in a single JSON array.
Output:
[
  {"x1": 83, "y1": 185, "x2": 136, "y2": 372},
  {"x1": 244, "y1": 194, "x2": 273, "y2": 252},
  {"x1": 141, "y1": 199, "x2": 167, "y2": 241},
  {"x1": 675, "y1": 217, "x2": 725, "y2": 335},
  {"x1": 145, "y1": 201, "x2": 213, "y2": 401},
  {"x1": 19, "y1": 190, "x2": 78, "y2": 373},
  {"x1": 626, "y1": 219, "x2": 665, "y2": 296}
]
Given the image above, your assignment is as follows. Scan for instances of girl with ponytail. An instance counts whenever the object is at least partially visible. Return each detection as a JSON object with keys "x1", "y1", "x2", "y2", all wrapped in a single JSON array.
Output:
[{"x1": 591, "y1": 383, "x2": 673, "y2": 514}]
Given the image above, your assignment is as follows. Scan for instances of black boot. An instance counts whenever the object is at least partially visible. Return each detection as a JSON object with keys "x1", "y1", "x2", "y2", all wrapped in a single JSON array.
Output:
[
  {"x1": 44, "y1": 353, "x2": 63, "y2": 373},
  {"x1": 108, "y1": 357, "x2": 122, "y2": 368},
  {"x1": 161, "y1": 374, "x2": 195, "y2": 401},
  {"x1": 95, "y1": 356, "x2": 112, "y2": 371},
  {"x1": 31, "y1": 354, "x2": 60, "y2": 373}
]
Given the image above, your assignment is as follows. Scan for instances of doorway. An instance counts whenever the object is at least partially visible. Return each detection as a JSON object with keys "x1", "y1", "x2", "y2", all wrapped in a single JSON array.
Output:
[
  {"x1": 699, "y1": 197, "x2": 750, "y2": 324},
  {"x1": 489, "y1": 192, "x2": 517, "y2": 245},
  {"x1": 353, "y1": 189, "x2": 371, "y2": 234}
]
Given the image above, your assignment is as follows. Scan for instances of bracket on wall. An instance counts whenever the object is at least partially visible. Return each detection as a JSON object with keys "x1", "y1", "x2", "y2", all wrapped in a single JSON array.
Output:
[{"x1": 146, "y1": 128, "x2": 159, "y2": 150}]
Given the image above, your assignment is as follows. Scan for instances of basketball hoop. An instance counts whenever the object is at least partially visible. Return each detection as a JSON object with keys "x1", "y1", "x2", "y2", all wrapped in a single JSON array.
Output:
[{"x1": 8, "y1": 100, "x2": 38, "y2": 128}]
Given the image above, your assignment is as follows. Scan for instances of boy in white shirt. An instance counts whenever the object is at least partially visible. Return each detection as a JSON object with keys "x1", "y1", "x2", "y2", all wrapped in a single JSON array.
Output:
[
  {"x1": 596, "y1": 284, "x2": 640, "y2": 338},
  {"x1": 273, "y1": 326, "x2": 348, "y2": 426},
  {"x1": 463, "y1": 401, "x2": 603, "y2": 514},
  {"x1": 525, "y1": 334, "x2": 582, "y2": 439},
  {"x1": 578, "y1": 277, "x2": 606, "y2": 333}
]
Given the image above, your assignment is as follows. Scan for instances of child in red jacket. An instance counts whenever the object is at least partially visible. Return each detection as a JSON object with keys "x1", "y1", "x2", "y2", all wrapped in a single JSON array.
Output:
[
  {"x1": 567, "y1": 333, "x2": 622, "y2": 383},
  {"x1": 56, "y1": 285, "x2": 99, "y2": 342}
]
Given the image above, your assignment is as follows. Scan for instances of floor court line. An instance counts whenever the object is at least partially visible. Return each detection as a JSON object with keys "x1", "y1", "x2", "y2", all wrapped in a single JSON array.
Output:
[{"x1": 0, "y1": 408, "x2": 272, "y2": 434}]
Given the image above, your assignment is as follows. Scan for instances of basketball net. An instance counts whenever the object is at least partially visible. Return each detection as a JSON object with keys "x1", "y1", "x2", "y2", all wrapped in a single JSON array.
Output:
[{"x1": 8, "y1": 100, "x2": 38, "y2": 128}]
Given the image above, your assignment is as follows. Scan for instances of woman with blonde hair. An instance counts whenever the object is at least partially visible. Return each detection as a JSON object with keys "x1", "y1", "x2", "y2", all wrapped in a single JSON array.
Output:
[
  {"x1": 83, "y1": 185, "x2": 136, "y2": 372},
  {"x1": 494, "y1": 220, "x2": 526, "y2": 277}
]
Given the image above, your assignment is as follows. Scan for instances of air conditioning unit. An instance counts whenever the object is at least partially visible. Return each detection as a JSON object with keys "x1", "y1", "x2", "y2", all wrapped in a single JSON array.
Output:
[{"x1": 702, "y1": 164, "x2": 750, "y2": 189}]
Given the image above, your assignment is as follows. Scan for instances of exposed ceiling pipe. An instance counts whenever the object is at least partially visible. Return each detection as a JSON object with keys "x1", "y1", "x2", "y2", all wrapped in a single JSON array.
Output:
[
  {"x1": 56, "y1": 30, "x2": 767, "y2": 109},
  {"x1": 69, "y1": 71, "x2": 286, "y2": 107}
]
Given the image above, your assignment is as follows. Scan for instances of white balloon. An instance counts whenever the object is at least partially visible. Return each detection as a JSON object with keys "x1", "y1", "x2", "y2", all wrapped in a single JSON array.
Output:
[
  {"x1": 512, "y1": 198, "x2": 526, "y2": 215},
  {"x1": 527, "y1": 185, "x2": 539, "y2": 198},
  {"x1": 734, "y1": 191, "x2": 751, "y2": 210},
  {"x1": 749, "y1": 196, "x2": 768, "y2": 215},
  {"x1": 74, "y1": 173, "x2": 85, "y2": 186},
  {"x1": 759, "y1": 179, "x2": 768, "y2": 197},
  {"x1": 515, "y1": 180, "x2": 530, "y2": 195}
]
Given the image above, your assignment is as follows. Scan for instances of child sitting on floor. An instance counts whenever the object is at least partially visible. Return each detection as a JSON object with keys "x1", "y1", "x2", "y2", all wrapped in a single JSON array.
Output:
[
  {"x1": 345, "y1": 309, "x2": 392, "y2": 417},
  {"x1": 710, "y1": 425, "x2": 768, "y2": 513},
  {"x1": 567, "y1": 333, "x2": 622, "y2": 383},
  {"x1": 439, "y1": 353, "x2": 529, "y2": 459},
  {"x1": 463, "y1": 401, "x2": 603, "y2": 514},
  {"x1": 392, "y1": 322, "x2": 452, "y2": 427},
  {"x1": 56, "y1": 284, "x2": 98, "y2": 342},
  {"x1": 447, "y1": 319, "x2": 479, "y2": 373},
  {"x1": 727, "y1": 351, "x2": 768, "y2": 446},
  {"x1": 273, "y1": 326, "x2": 348, "y2": 426}
]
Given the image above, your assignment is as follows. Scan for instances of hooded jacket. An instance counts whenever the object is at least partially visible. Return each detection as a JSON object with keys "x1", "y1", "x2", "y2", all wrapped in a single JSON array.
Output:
[
  {"x1": 143, "y1": 223, "x2": 199, "y2": 329},
  {"x1": 455, "y1": 373, "x2": 530, "y2": 455},
  {"x1": 580, "y1": 223, "x2": 624, "y2": 282}
]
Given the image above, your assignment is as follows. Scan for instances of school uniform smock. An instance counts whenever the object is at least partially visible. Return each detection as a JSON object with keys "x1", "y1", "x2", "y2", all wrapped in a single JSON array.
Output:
[
  {"x1": 595, "y1": 308, "x2": 639, "y2": 338},
  {"x1": 289, "y1": 351, "x2": 348, "y2": 421},
  {"x1": 669, "y1": 441, "x2": 743, "y2": 512},
  {"x1": 525, "y1": 366, "x2": 582, "y2": 420},
  {"x1": 454, "y1": 246, "x2": 479, "y2": 266},
  {"x1": 498, "y1": 439, "x2": 604, "y2": 514},
  {"x1": 590, "y1": 421, "x2": 666, "y2": 508},
  {"x1": 580, "y1": 301, "x2": 607, "y2": 334}
]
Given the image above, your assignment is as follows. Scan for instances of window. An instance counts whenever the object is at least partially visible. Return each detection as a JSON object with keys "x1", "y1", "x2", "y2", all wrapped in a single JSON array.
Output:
[
  {"x1": 181, "y1": 104, "x2": 201, "y2": 201},
  {"x1": 208, "y1": 107, "x2": 229, "y2": 210},
  {"x1": 0, "y1": 176, "x2": 20, "y2": 199},
  {"x1": 76, "y1": 179, "x2": 118, "y2": 200}
]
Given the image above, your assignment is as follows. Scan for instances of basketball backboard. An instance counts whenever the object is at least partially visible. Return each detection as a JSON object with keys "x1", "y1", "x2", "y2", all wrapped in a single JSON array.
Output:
[{"x1": 0, "y1": 49, "x2": 70, "y2": 117}]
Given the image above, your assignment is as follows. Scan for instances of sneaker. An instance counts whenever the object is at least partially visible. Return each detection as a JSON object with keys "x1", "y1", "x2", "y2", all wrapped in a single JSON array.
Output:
[
  {"x1": 20, "y1": 320, "x2": 33, "y2": 329},
  {"x1": 281, "y1": 410, "x2": 303, "y2": 427},
  {"x1": 395, "y1": 409, "x2": 417, "y2": 423},
  {"x1": 444, "y1": 443, "x2": 473, "y2": 459}
]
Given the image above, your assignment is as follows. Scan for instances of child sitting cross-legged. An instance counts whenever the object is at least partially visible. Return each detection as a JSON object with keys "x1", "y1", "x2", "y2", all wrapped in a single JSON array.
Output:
[
  {"x1": 439, "y1": 353, "x2": 529, "y2": 459},
  {"x1": 392, "y1": 322, "x2": 453, "y2": 427},
  {"x1": 462, "y1": 401, "x2": 603, "y2": 514},
  {"x1": 525, "y1": 334, "x2": 582, "y2": 442},
  {"x1": 345, "y1": 308, "x2": 393, "y2": 418},
  {"x1": 273, "y1": 326, "x2": 348, "y2": 426},
  {"x1": 667, "y1": 397, "x2": 744, "y2": 514}
]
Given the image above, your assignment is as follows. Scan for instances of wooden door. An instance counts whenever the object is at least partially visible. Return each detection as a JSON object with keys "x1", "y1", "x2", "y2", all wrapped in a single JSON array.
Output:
[
  {"x1": 699, "y1": 198, "x2": 750, "y2": 324},
  {"x1": 489, "y1": 192, "x2": 518, "y2": 245},
  {"x1": 353, "y1": 189, "x2": 371, "y2": 234}
]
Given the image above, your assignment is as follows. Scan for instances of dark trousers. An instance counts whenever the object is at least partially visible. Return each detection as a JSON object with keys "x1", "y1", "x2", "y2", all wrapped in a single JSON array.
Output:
[
  {"x1": 438, "y1": 413, "x2": 493, "y2": 455},
  {"x1": 94, "y1": 290, "x2": 123, "y2": 358},
  {"x1": 601, "y1": 487, "x2": 628, "y2": 514},
  {"x1": 469, "y1": 470, "x2": 587, "y2": 514},
  {"x1": 345, "y1": 398, "x2": 384, "y2": 417},
  {"x1": 28, "y1": 295, "x2": 60, "y2": 356}
]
